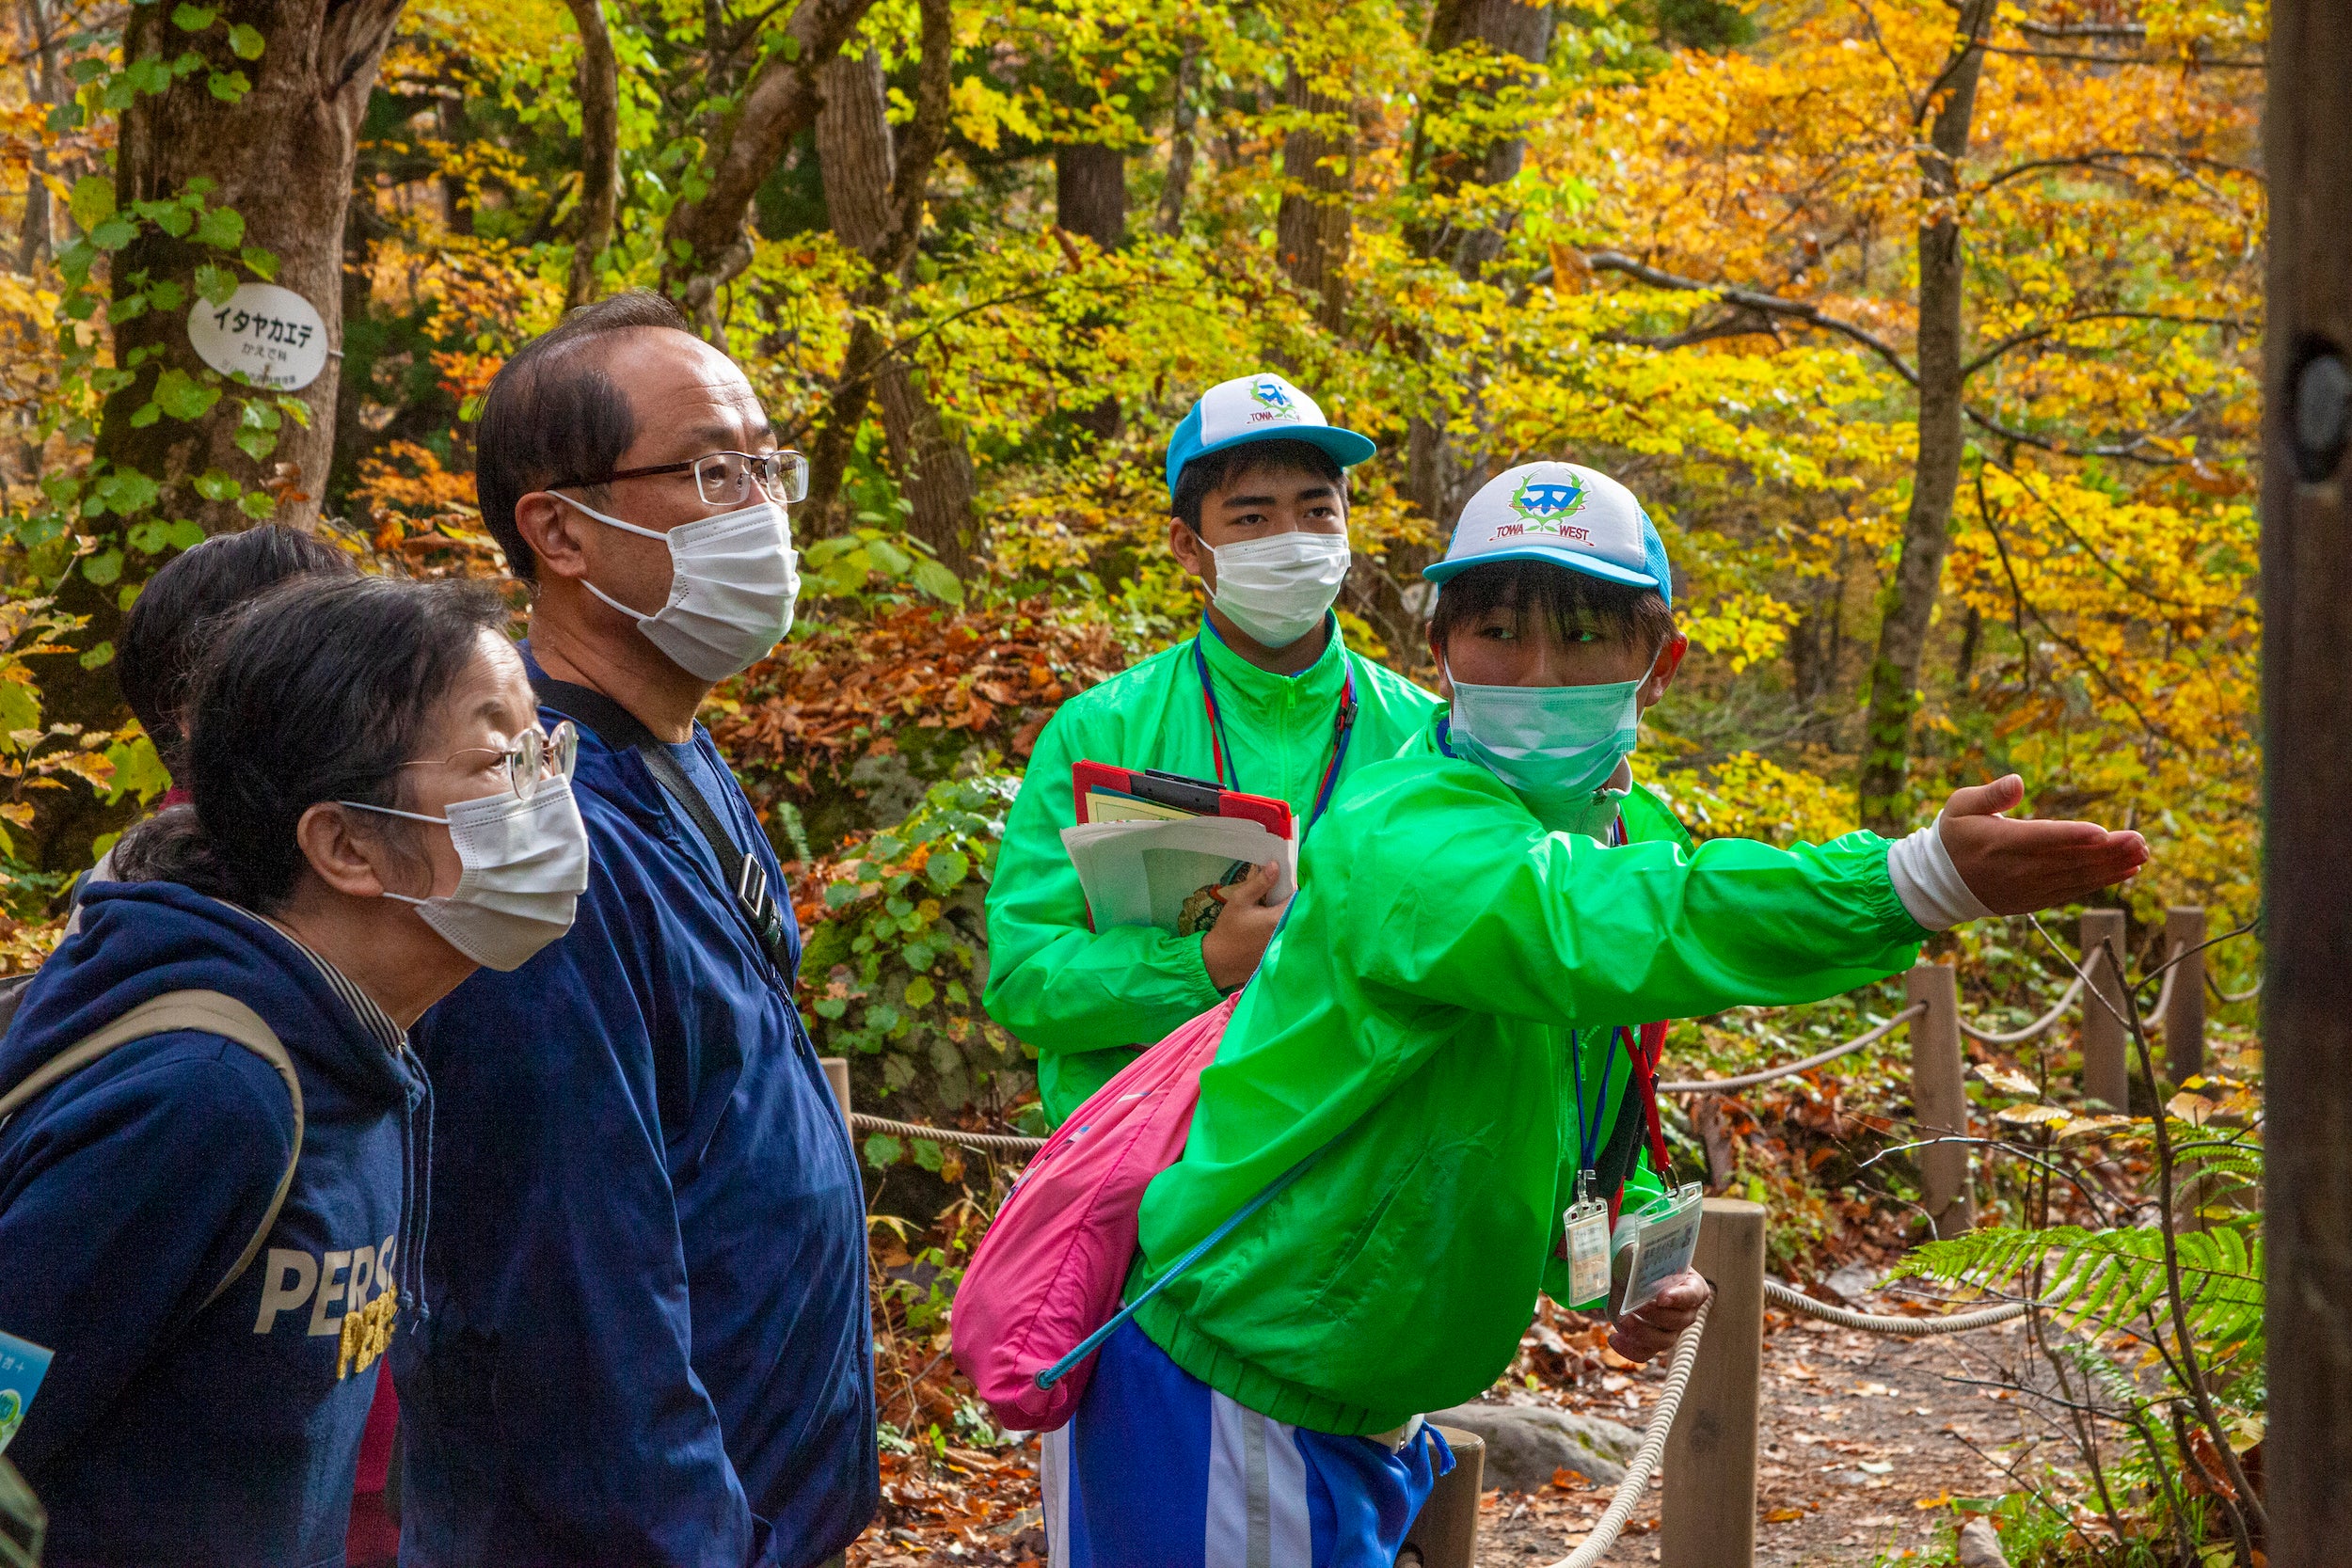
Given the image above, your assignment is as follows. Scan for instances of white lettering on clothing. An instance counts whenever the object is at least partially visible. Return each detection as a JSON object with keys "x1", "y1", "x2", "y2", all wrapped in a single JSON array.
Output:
[
  {"x1": 346, "y1": 1246, "x2": 373, "y2": 1310},
  {"x1": 308, "y1": 1250, "x2": 352, "y2": 1337},
  {"x1": 253, "y1": 1248, "x2": 318, "y2": 1334}
]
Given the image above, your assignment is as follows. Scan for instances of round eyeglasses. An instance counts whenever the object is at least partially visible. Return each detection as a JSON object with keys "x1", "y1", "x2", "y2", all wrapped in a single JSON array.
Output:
[
  {"x1": 399, "y1": 721, "x2": 579, "y2": 802},
  {"x1": 550, "y1": 450, "x2": 811, "y2": 508}
]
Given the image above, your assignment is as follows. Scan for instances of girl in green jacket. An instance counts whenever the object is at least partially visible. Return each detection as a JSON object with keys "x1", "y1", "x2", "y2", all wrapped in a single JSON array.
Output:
[{"x1": 1043, "y1": 461, "x2": 2149, "y2": 1568}]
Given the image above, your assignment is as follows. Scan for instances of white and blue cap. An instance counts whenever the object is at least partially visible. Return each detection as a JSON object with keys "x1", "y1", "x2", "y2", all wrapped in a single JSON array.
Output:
[
  {"x1": 1423, "y1": 461, "x2": 1674, "y2": 608},
  {"x1": 1164, "y1": 372, "x2": 1377, "y2": 499}
]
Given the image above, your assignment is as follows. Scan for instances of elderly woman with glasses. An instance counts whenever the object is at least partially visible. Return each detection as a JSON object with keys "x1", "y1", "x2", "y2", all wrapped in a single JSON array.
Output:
[{"x1": 0, "y1": 575, "x2": 588, "y2": 1567}]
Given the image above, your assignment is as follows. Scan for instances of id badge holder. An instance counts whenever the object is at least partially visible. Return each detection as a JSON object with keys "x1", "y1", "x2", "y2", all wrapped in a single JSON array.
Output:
[
  {"x1": 1614, "y1": 1182, "x2": 1705, "y2": 1319},
  {"x1": 1564, "y1": 1170, "x2": 1610, "y2": 1309}
]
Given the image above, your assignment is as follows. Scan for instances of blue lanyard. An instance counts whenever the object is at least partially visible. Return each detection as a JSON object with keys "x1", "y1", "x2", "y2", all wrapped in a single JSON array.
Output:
[
  {"x1": 1568, "y1": 1026, "x2": 1619, "y2": 1177},
  {"x1": 1191, "y1": 631, "x2": 1357, "y2": 831}
]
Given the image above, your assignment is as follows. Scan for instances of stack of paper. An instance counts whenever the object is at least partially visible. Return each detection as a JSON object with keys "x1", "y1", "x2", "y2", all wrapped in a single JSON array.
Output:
[{"x1": 1061, "y1": 816, "x2": 1295, "y2": 934}]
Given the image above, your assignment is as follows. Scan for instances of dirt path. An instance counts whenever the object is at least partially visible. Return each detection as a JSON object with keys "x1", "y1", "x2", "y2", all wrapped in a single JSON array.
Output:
[
  {"x1": 1476, "y1": 1303, "x2": 2035, "y2": 1567},
  {"x1": 848, "y1": 1300, "x2": 2038, "y2": 1566}
]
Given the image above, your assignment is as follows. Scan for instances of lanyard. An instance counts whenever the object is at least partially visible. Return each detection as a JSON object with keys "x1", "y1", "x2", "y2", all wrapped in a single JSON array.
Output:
[
  {"x1": 1192, "y1": 632, "x2": 1358, "y2": 831},
  {"x1": 1567, "y1": 1026, "x2": 1618, "y2": 1177}
]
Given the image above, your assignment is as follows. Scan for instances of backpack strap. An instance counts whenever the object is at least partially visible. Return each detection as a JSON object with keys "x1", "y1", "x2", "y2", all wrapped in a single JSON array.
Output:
[
  {"x1": 0, "y1": 990, "x2": 300, "y2": 1310},
  {"x1": 529, "y1": 671, "x2": 790, "y2": 969}
]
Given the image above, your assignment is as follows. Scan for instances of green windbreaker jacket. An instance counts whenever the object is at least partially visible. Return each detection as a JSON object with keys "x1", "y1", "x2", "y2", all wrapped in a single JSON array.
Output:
[
  {"x1": 1127, "y1": 717, "x2": 1930, "y2": 1435},
  {"x1": 983, "y1": 617, "x2": 1440, "y2": 1123}
]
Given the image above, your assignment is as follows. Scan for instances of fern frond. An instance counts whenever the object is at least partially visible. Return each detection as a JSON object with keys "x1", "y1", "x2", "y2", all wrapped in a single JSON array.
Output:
[{"x1": 1896, "y1": 1222, "x2": 2264, "y2": 1358}]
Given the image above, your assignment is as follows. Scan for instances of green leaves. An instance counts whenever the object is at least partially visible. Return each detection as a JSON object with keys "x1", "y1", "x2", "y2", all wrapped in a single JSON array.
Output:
[
  {"x1": 170, "y1": 3, "x2": 218, "y2": 28},
  {"x1": 193, "y1": 261, "x2": 239, "y2": 305},
  {"x1": 208, "y1": 69, "x2": 250, "y2": 103},
  {"x1": 194, "y1": 205, "x2": 245, "y2": 249},
  {"x1": 128, "y1": 518, "x2": 207, "y2": 554},
  {"x1": 67, "y1": 175, "x2": 116, "y2": 231},
  {"x1": 152, "y1": 367, "x2": 221, "y2": 420},
  {"x1": 803, "y1": 527, "x2": 964, "y2": 607},
  {"x1": 89, "y1": 469, "x2": 161, "y2": 517},
  {"x1": 227, "y1": 22, "x2": 264, "y2": 57}
]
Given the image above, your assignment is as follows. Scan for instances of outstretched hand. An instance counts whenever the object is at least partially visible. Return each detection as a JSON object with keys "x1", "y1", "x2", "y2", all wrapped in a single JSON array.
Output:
[{"x1": 1940, "y1": 775, "x2": 2149, "y2": 916}]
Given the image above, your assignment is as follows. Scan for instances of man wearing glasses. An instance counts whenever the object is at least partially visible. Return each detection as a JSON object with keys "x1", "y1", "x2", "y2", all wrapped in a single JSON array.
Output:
[{"x1": 391, "y1": 291, "x2": 875, "y2": 1568}]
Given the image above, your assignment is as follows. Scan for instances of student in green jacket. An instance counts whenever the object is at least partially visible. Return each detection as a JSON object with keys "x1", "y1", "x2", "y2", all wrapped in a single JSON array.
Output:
[
  {"x1": 985, "y1": 372, "x2": 1441, "y2": 1124},
  {"x1": 1041, "y1": 461, "x2": 2149, "y2": 1567}
]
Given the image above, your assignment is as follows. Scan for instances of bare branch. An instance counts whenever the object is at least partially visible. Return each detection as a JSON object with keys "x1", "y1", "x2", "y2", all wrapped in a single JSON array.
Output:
[
  {"x1": 2020, "y1": 20, "x2": 2145, "y2": 40},
  {"x1": 1962, "y1": 309, "x2": 2251, "y2": 377},
  {"x1": 1585, "y1": 250, "x2": 1921, "y2": 385},
  {"x1": 1977, "y1": 42, "x2": 2265, "y2": 70},
  {"x1": 1977, "y1": 150, "x2": 2262, "y2": 195}
]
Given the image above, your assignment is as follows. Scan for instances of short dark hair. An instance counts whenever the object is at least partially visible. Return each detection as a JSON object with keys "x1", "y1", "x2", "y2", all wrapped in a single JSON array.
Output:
[
  {"x1": 1170, "y1": 438, "x2": 1348, "y2": 531},
  {"x1": 118, "y1": 525, "x2": 357, "y2": 777},
  {"x1": 113, "y1": 576, "x2": 511, "y2": 912},
  {"x1": 1429, "y1": 560, "x2": 1677, "y2": 657},
  {"x1": 475, "y1": 289, "x2": 693, "y2": 581}
]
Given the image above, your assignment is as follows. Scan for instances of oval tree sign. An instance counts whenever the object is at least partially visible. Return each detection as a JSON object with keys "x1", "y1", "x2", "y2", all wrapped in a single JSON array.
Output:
[{"x1": 185, "y1": 283, "x2": 329, "y2": 390}]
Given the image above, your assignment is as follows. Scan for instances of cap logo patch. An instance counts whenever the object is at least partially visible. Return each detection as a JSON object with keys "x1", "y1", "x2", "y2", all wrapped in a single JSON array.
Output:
[
  {"x1": 1489, "y1": 471, "x2": 1593, "y2": 542},
  {"x1": 1247, "y1": 378, "x2": 1301, "y2": 423}
]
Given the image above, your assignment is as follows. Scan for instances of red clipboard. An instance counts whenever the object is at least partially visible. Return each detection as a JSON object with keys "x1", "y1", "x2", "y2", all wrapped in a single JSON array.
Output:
[{"x1": 1072, "y1": 762, "x2": 1295, "y2": 842}]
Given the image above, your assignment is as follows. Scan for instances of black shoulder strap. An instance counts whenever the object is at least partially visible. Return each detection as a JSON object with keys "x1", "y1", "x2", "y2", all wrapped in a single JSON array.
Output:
[{"x1": 531, "y1": 673, "x2": 789, "y2": 969}]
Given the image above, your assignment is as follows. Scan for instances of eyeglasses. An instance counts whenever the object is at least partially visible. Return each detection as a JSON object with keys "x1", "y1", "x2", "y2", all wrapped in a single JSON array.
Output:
[
  {"x1": 551, "y1": 450, "x2": 811, "y2": 508},
  {"x1": 399, "y1": 721, "x2": 579, "y2": 802}
]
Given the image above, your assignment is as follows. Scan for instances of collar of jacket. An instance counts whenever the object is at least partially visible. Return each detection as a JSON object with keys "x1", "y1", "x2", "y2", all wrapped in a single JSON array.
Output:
[
  {"x1": 1194, "y1": 612, "x2": 1350, "y2": 718},
  {"x1": 1402, "y1": 711, "x2": 1695, "y2": 850}
]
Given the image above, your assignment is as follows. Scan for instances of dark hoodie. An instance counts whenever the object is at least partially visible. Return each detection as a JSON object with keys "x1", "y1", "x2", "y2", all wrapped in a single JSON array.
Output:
[{"x1": 0, "y1": 881, "x2": 428, "y2": 1567}]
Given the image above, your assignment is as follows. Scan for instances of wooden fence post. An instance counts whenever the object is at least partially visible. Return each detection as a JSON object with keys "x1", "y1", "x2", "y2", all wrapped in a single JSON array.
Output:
[
  {"x1": 2079, "y1": 910, "x2": 2130, "y2": 1112},
  {"x1": 820, "y1": 1056, "x2": 851, "y2": 1132},
  {"x1": 1662, "y1": 1197, "x2": 1763, "y2": 1568},
  {"x1": 2164, "y1": 906, "x2": 2209, "y2": 1085},
  {"x1": 1907, "y1": 963, "x2": 1974, "y2": 1238}
]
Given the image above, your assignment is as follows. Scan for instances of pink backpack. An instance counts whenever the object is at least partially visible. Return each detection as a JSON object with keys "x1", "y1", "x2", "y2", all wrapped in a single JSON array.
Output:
[{"x1": 953, "y1": 993, "x2": 1247, "y2": 1432}]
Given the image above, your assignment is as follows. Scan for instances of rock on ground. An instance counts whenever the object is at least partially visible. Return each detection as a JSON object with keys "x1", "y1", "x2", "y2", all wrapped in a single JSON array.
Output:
[{"x1": 1428, "y1": 1403, "x2": 1640, "y2": 1490}]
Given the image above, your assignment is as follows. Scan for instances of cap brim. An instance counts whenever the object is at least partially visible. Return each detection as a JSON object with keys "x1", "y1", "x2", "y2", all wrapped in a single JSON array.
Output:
[
  {"x1": 1423, "y1": 547, "x2": 1661, "y2": 589},
  {"x1": 1193, "y1": 423, "x2": 1376, "y2": 474}
]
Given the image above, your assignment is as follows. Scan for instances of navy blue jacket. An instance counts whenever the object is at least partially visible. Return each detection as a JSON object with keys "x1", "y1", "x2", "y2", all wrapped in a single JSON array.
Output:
[
  {"x1": 0, "y1": 882, "x2": 427, "y2": 1566},
  {"x1": 393, "y1": 681, "x2": 876, "y2": 1567}
]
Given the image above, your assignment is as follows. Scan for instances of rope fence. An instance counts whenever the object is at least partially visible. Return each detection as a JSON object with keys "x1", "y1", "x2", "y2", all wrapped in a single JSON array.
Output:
[
  {"x1": 1550, "y1": 1299, "x2": 1710, "y2": 1568},
  {"x1": 847, "y1": 1111, "x2": 1046, "y2": 1157},
  {"x1": 1759, "y1": 1278, "x2": 2030, "y2": 1336},
  {"x1": 1658, "y1": 1005, "x2": 1924, "y2": 1094},
  {"x1": 1958, "y1": 974, "x2": 2085, "y2": 1046}
]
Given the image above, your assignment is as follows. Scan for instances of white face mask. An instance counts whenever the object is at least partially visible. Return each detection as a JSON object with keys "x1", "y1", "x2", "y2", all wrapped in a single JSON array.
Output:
[
  {"x1": 1205, "y1": 531, "x2": 1351, "y2": 649},
  {"x1": 343, "y1": 780, "x2": 591, "y2": 972},
  {"x1": 560, "y1": 495, "x2": 801, "y2": 682}
]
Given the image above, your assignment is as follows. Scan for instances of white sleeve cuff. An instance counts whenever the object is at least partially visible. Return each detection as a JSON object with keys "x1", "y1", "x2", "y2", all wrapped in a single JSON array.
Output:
[{"x1": 1886, "y1": 813, "x2": 1995, "y2": 931}]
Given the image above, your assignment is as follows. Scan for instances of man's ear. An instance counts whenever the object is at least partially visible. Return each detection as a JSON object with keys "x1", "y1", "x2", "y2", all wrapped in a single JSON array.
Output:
[
  {"x1": 294, "y1": 802, "x2": 395, "y2": 900},
  {"x1": 1426, "y1": 622, "x2": 1453, "y2": 701},
  {"x1": 1167, "y1": 517, "x2": 1214, "y2": 589},
  {"x1": 516, "y1": 491, "x2": 594, "y2": 583},
  {"x1": 1639, "y1": 632, "x2": 1690, "y2": 706}
]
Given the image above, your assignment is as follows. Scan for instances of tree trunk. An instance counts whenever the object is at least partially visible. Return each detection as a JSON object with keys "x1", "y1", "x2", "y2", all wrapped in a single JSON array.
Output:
[
  {"x1": 1054, "y1": 143, "x2": 1125, "y2": 251},
  {"x1": 1275, "y1": 67, "x2": 1351, "y2": 334},
  {"x1": 2261, "y1": 5, "x2": 2352, "y2": 1565},
  {"x1": 1156, "y1": 40, "x2": 1200, "y2": 237},
  {"x1": 656, "y1": 0, "x2": 878, "y2": 325},
  {"x1": 1854, "y1": 0, "x2": 1998, "y2": 834},
  {"x1": 561, "y1": 0, "x2": 619, "y2": 309},
  {"x1": 13, "y1": 0, "x2": 63, "y2": 274},
  {"x1": 1400, "y1": 0, "x2": 1553, "y2": 529},
  {"x1": 29, "y1": 0, "x2": 406, "y2": 866},
  {"x1": 806, "y1": 0, "x2": 974, "y2": 570},
  {"x1": 1411, "y1": 0, "x2": 1553, "y2": 278}
]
